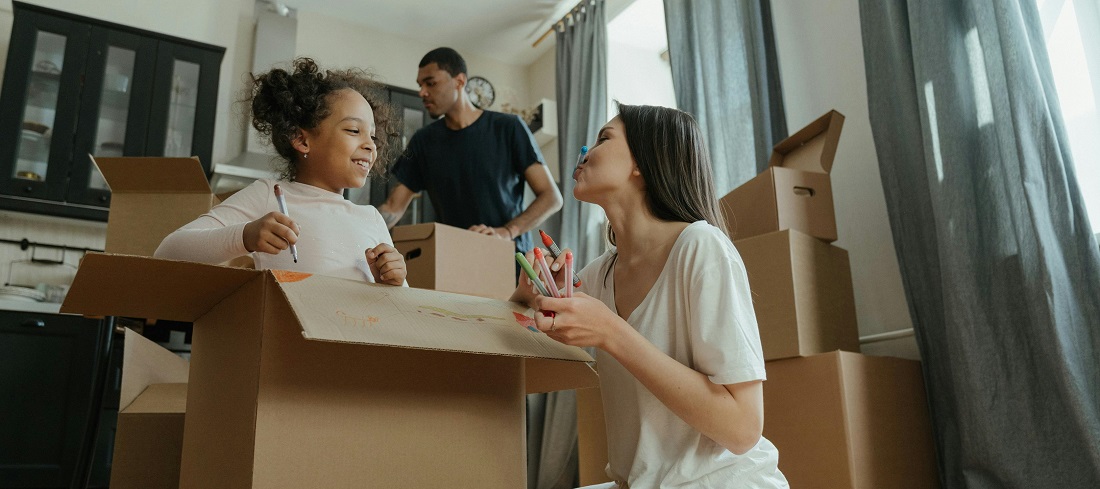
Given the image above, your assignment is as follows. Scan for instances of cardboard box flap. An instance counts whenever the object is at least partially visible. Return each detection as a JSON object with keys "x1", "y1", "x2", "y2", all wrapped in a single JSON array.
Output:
[
  {"x1": 119, "y1": 328, "x2": 189, "y2": 410},
  {"x1": 61, "y1": 253, "x2": 260, "y2": 322},
  {"x1": 272, "y1": 272, "x2": 597, "y2": 388},
  {"x1": 125, "y1": 383, "x2": 188, "y2": 414},
  {"x1": 390, "y1": 222, "x2": 437, "y2": 242},
  {"x1": 93, "y1": 156, "x2": 212, "y2": 193},
  {"x1": 768, "y1": 110, "x2": 845, "y2": 174}
]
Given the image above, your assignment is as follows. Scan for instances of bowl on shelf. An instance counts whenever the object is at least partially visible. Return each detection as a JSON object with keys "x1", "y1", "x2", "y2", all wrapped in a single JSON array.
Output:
[
  {"x1": 22, "y1": 121, "x2": 49, "y2": 134},
  {"x1": 0, "y1": 285, "x2": 47, "y2": 302},
  {"x1": 15, "y1": 170, "x2": 43, "y2": 181}
]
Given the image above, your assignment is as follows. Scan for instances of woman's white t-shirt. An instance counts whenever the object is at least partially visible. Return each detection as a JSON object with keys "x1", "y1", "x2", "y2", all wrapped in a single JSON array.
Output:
[
  {"x1": 577, "y1": 221, "x2": 788, "y2": 488},
  {"x1": 154, "y1": 179, "x2": 398, "y2": 284}
]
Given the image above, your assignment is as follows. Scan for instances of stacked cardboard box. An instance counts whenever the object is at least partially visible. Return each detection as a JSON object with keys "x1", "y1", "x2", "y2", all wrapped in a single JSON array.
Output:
[
  {"x1": 720, "y1": 112, "x2": 938, "y2": 487},
  {"x1": 719, "y1": 110, "x2": 858, "y2": 360}
]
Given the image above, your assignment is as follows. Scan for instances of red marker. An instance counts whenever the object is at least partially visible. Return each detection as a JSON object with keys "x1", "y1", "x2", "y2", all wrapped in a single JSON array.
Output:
[{"x1": 538, "y1": 230, "x2": 582, "y2": 287}]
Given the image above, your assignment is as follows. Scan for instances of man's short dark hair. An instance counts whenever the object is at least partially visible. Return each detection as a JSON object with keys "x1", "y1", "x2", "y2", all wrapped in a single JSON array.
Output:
[{"x1": 419, "y1": 47, "x2": 467, "y2": 77}]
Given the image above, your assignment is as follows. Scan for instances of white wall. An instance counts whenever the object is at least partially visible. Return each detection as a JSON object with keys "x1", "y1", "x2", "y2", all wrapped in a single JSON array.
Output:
[
  {"x1": 770, "y1": 0, "x2": 919, "y2": 359},
  {"x1": 526, "y1": 47, "x2": 558, "y2": 179},
  {"x1": 294, "y1": 10, "x2": 530, "y2": 110}
]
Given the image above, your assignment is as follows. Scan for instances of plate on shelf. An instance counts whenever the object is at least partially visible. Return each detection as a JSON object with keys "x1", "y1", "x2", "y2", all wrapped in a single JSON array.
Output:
[{"x1": 0, "y1": 285, "x2": 46, "y2": 302}]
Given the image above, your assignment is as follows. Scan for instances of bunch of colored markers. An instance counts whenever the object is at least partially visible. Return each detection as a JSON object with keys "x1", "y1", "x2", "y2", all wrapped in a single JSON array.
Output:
[{"x1": 515, "y1": 230, "x2": 579, "y2": 299}]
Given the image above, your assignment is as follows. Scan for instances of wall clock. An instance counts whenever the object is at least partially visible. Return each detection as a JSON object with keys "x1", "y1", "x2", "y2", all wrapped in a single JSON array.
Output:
[{"x1": 466, "y1": 75, "x2": 495, "y2": 109}]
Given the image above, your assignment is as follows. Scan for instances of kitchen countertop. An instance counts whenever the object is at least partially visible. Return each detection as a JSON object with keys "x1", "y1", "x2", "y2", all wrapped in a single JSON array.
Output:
[{"x1": 0, "y1": 298, "x2": 64, "y2": 314}]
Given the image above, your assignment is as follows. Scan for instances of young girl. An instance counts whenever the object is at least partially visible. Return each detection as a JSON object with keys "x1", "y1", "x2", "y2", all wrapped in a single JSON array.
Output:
[
  {"x1": 155, "y1": 58, "x2": 406, "y2": 286},
  {"x1": 513, "y1": 105, "x2": 788, "y2": 487}
]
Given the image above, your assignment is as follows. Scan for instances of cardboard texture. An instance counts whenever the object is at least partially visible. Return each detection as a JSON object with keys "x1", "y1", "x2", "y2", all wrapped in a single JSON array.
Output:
[
  {"x1": 735, "y1": 229, "x2": 859, "y2": 360},
  {"x1": 392, "y1": 222, "x2": 516, "y2": 299},
  {"x1": 62, "y1": 253, "x2": 597, "y2": 488},
  {"x1": 577, "y1": 386, "x2": 611, "y2": 486},
  {"x1": 94, "y1": 156, "x2": 216, "y2": 257},
  {"x1": 110, "y1": 329, "x2": 189, "y2": 489},
  {"x1": 763, "y1": 351, "x2": 939, "y2": 488},
  {"x1": 720, "y1": 110, "x2": 845, "y2": 242}
]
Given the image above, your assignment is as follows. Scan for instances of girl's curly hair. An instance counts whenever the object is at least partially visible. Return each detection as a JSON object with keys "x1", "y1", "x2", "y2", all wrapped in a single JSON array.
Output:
[{"x1": 246, "y1": 57, "x2": 398, "y2": 181}]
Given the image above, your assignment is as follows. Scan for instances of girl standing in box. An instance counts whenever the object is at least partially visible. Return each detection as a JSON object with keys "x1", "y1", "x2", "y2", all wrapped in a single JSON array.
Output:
[
  {"x1": 513, "y1": 104, "x2": 788, "y2": 488},
  {"x1": 156, "y1": 58, "x2": 406, "y2": 286}
]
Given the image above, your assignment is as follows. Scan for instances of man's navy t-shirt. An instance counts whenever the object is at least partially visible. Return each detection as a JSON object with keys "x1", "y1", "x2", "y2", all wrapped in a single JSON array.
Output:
[{"x1": 392, "y1": 110, "x2": 544, "y2": 253}]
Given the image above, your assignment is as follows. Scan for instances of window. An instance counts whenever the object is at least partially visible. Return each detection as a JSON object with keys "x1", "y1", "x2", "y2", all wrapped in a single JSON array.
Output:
[{"x1": 1036, "y1": 0, "x2": 1100, "y2": 235}]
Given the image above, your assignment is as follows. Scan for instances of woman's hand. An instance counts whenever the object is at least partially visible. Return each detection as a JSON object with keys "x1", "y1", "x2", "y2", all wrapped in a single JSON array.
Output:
[
  {"x1": 366, "y1": 244, "x2": 407, "y2": 286},
  {"x1": 242, "y1": 211, "x2": 299, "y2": 255},
  {"x1": 509, "y1": 248, "x2": 570, "y2": 304},
  {"x1": 530, "y1": 292, "x2": 627, "y2": 350}
]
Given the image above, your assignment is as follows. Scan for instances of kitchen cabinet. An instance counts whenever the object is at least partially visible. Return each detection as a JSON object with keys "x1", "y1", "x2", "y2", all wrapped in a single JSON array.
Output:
[
  {"x1": 0, "y1": 1, "x2": 224, "y2": 221},
  {"x1": 0, "y1": 309, "x2": 114, "y2": 488},
  {"x1": 349, "y1": 85, "x2": 437, "y2": 225}
]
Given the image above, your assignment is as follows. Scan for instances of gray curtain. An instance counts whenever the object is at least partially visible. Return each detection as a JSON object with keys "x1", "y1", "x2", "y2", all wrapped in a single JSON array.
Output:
[
  {"x1": 859, "y1": 0, "x2": 1100, "y2": 487},
  {"x1": 528, "y1": 2, "x2": 607, "y2": 488},
  {"x1": 663, "y1": 0, "x2": 787, "y2": 193},
  {"x1": 555, "y1": 0, "x2": 608, "y2": 268}
]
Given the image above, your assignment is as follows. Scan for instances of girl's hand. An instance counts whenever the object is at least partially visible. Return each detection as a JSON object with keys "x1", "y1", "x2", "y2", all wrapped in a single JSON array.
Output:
[
  {"x1": 243, "y1": 211, "x2": 299, "y2": 255},
  {"x1": 531, "y1": 292, "x2": 626, "y2": 350},
  {"x1": 366, "y1": 244, "x2": 406, "y2": 286}
]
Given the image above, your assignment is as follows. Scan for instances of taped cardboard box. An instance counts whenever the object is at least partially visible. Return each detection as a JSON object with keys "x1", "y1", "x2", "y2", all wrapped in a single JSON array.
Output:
[
  {"x1": 762, "y1": 351, "x2": 939, "y2": 488},
  {"x1": 392, "y1": 222, "x2": 515, "y2": 299},
  {"x1": 735, "y1": 229, "x2": 859, "y2": 360},
  {"x1": 110, "y1": 329, "x2": 189, "y2": 489},
  {"x1": 62, "y1": 253, "x2": 597, "y2": 489},
  {"x1": 720, "y1": 110, "x2": 844, "y2": 242}
]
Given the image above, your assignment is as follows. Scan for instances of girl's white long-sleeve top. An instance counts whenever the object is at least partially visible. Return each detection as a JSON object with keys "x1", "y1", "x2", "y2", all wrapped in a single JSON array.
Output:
[{"x1": 154, "y1": 179, "x2": 396, "y2": 283}]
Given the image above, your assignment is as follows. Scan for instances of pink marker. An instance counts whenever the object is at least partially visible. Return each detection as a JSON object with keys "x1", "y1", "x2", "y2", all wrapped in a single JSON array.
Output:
[
  {"x1": 564, "y1": 252, "x2": 573, "y2": 298},
  {"x1": 533, "y1": 248, "x2": 560, "y2": 298}
]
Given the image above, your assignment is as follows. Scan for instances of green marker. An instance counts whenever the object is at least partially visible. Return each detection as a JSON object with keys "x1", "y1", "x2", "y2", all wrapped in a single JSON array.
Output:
[{"x1": 515, "y1": 252, "x2": 551, "y2": 297}]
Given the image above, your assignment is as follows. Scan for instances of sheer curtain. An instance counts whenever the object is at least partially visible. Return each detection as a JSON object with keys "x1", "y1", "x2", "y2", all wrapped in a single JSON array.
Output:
[
  {"x1": 859, "y1": 0, "x2": 1100, "y2": 486},
  {"x1": 663, "y1": 0, "x2": 786, "y2": 193},
  {"x1": 528, "y1": 4, "x2": 608, "y2": 488}
]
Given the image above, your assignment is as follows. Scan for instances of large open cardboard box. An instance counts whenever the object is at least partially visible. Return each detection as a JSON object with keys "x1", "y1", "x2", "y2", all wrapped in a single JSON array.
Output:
[
  {"x1": 720, "y1": 110, "x2": 844, "y2": 242},
  {"x1": 762, "y1": 351, "x2": 939, "y2": 488},
  {"x1": 734, "y1": 229, "x2": 859, "y2": 360},
  {"x1": 110, "y1": 329, "x2": 189, "y2": 489},
  {"x1": 62, "y1": 253, "x2": 597, "y2": 488},
  {"x1": 392, "y1": 222, "x2": 515, "y2": 299}
]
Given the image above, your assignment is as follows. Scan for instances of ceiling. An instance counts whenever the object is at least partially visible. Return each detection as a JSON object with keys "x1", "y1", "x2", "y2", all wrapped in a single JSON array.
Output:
[{"x1": 280, "y1": 0, "x2": 646, "y2": 67}]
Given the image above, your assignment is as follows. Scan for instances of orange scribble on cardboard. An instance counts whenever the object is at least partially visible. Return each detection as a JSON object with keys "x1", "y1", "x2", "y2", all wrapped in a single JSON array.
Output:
[{"x1": 271, "y1": 270, "x2": 312, "y2": 283}]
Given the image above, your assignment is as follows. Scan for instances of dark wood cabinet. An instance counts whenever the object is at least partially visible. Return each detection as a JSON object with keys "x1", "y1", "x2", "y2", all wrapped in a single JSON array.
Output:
[
  {"x1": 0, "y1": 310, "x2": 113, "y2": 488},
  {"x1": 0, "y1": 1, "x2": 224, "y2": 221}
]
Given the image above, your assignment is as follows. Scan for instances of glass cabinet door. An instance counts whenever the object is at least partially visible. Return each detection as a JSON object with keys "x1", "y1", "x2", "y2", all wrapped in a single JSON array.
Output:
[
  {"x1": 67, "y1": 27, "x2": 156, "y2": 207},
  {"x1": 365, "y1": 90, "x2": 434, "y2": 225},
  {"x1": 146, "y1": 41, "x2": 221, "y2": 174},
  {"x1": 0, "y1": 10, "x2": 87, "y2": 202}
]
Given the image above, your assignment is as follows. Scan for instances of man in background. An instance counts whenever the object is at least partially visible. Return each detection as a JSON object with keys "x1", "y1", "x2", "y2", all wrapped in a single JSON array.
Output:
[{"x1": 378, "y1": 47, "x2": 562, "y2": 257}]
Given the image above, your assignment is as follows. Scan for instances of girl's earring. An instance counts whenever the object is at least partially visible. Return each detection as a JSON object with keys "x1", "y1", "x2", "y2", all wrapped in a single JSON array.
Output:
[{"x1": 303, "y1": 152, "x2": 309, "y2": 160}]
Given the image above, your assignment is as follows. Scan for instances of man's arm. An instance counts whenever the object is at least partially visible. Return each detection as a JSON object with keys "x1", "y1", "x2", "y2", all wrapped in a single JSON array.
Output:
[
  {"x1": 377, "y1": 183, "x2": 417, "y2": 229},
  {"x1": 503, "y1": 163, "x2": 563, "y2": 238}
]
